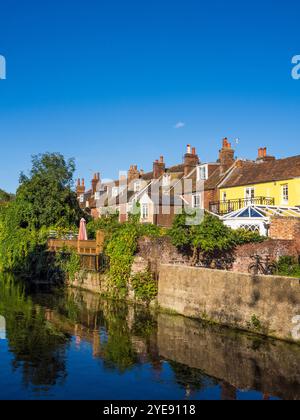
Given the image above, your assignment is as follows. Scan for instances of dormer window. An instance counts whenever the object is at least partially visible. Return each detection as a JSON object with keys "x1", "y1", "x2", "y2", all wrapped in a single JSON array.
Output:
[
  {"x1": 112, "y1": 187, "x2": 119, "y2": 198},
  {"x1": 197, "y1": 165, "x2": 208, "y2": 181},
  {"x1": 79, "y1": 194, "x2": 84, "y2": 203},
  {"x1": 94, "y1": 191, "x2": 101, "y2": 200},
  {"x1": 134, "y1": 180, "x2": 141, "y2": 192},
  {"x1": 162, "y1": 174, "x2": 171, "y2": 187}
]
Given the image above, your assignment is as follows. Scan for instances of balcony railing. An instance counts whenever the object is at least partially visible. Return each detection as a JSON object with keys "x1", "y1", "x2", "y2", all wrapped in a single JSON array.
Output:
[{"x1": 209, "y1": 197, "x2": 275, "y2": 216}]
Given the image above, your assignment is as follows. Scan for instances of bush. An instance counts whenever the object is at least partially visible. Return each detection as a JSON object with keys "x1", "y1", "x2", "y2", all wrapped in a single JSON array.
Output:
[
  {"x1": 276, "y1": 256, "x2": 300, "y2": 278},
  {"x1": 131, "y1": 270, "x2": 158, "y2": 305}
]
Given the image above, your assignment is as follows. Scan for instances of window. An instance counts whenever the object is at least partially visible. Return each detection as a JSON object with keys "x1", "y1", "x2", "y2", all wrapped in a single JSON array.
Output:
[
  {"x1": 94, "y1": 191, "x2": 100, "y2": 200},
  {"x1": 192, "y1": 194, "x2": 201, "y2": 208},
  {"x1": 222, "y1": 191, "x2": 227, "y2": 201},
  {"x1": 239, "y1": 224, "x2": 260, "y2": 233},
  {"x1": 134, "y1": 181, "x2": 141, "y2": 192},
  {"x1": 162, "y1": 174, "x2": 170, "y2": 187},
  {"x1": 245, "y1": 187, "x2": 255, "y2": 202},
  {"x1": 281, "y1": 184, "x2": 289, "y2": 204},
  {"x1": 197, "y1": 165, "x2": 208, "y2": 181},
  {"x1": 79, "y1": 194, "x2": 84, "y2": 203},
  {"x1": 112, "y1": 187, "x2": 119, "y2": 198},
  {"x1": 142, "y1": 204, "x2": 149, "y2": 219}
]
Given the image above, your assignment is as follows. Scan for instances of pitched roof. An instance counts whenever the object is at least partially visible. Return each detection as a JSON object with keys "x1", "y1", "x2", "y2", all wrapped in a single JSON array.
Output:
[{"x1": 220, "y1": 156, "x2": 300, "y2": 188}]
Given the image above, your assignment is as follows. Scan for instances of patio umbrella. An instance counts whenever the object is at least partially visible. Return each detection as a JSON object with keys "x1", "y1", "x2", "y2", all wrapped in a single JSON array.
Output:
[{"x1": 78, "y1": 218, "x2": 88, "y2": 241}]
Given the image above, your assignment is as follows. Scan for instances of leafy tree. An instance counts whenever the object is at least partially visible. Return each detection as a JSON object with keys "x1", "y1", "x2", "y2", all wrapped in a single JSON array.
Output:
[
  {"x1": 16, "y1": 153, "x2": 84, "y2": 229},
  {"x1": 170, "y1": 212, "x2": 264, "y2": 267},
  {"x1": 0, "y1": 188, "x2": 14, "y2": 203},
  {"x1": 0, "y1": 153, "x2": 85, "y2": 276}
]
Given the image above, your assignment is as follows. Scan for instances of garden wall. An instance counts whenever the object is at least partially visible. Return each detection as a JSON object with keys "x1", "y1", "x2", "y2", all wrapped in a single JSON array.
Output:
[
  {"x1": 158, "y1": 264, "x2": 300, "y2": 342},
  {"x1": 137, "y1": 236, "x2": 299, "y2": 274}
]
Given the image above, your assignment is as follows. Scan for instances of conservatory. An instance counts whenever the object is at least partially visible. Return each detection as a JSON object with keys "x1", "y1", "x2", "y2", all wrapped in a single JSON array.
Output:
[{"x1": 220, "y1": 205, "x2": 300, "y2": 236}]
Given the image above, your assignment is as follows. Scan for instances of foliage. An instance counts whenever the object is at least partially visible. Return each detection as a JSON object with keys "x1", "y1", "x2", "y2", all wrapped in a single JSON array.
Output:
[
  {"x1": 0, "y1": 153, "x2": 85, "y2": 278},
  {"x1": 86, "y1": 212, "x2": 119, "y2": 240},
  {"x1": 105, "y1": 223, "x2": 139, "y2": 296},
  {"x1": 232, "y1": 228, "x2": 265, "y2": 245},
  {"x1": 276, "y1": 256, "x2": 300, "y2": 278},
  {"x1": 0, "y1": 188, "x2": 14, "y2": 203},
  {"x1": 17, "y1": 153, "x2": 84, "y2": 230},
  {"x1": 169, "y1": 212, "x2": 265, "y2": 267},
  {"x1": 169, "y1": 212, "x2": 191, "y2": 249},
  {"x1": 54, "y1": 248, "x2": 82, "y2": 282},
  {"x1": 131, "y1": 270, "x2": 158, "y2": 305}
]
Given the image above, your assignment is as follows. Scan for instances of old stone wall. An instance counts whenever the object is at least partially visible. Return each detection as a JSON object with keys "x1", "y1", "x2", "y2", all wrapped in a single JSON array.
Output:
[
  {"x1": 232, "y1": 239, "x2": 299, "y2": 273},
  {"x1": 69, "y1": 272, "x2": 109, "y2": 295},
  {"x1": 158, "y1": 264, "x2": 300, "y2": 342},
  {"x1": 137, "y1": 236, "x2": 190, "y2": 274},
  {"x1": 137, "y1": 236, "x2": 299, "y2": 274}
]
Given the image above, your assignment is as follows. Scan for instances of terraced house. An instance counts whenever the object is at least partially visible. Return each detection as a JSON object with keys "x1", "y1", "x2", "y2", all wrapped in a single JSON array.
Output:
[{"x1": 214, "y1": 148, "x2": 300, "y2": 215}]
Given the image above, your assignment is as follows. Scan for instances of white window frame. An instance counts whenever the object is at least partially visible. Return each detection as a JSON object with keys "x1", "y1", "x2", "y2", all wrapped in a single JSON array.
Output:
[
  {"x1": 162, "y1": 174, "x2": 170, "y2": 187},
  {"x1": 245, "y1": 187, "x2": 255, "y2": 203},
  {"x1": 112, "y1": 187, "x2": 119, "y2": 198},
  {"x1": 134, "y1": 180, "x2": 141, "y2": 193},
  {"x1": 281, "y1": 184, "x2": 289, "y2": 204},
  {"x1": 197, "y1": 165, "x2": 208, "y2": 181},
  {"x1": 141, "y1": 203, "x2": 149, "y2": 219},
  {"x1": 192, "y1": 193, "x2": 201, "y2": 209},
  {"x1": 79, "y1": 194, "x2": 84, "y2": 203}
]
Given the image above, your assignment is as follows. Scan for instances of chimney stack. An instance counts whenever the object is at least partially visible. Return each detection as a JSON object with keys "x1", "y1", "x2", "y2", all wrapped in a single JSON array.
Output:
[
  {"x1": 257, "y1": 147, "x2": 275, "y2": 162},
  {"x1": 128, "y1": 165, "x2": 140, "y2": 182},
  {"x1": 184, "y1": 145, "x2": 199, "y2": 176},
  {"x1": 76, "y1": 178, "x2": 86, "y2": 197},
  {"x1": 91, "y1": 173, "x2": 99, "y2": 194},
  {"x1": 153, "y1": 156, "x2": 166, "y2": 179},
  {"x1": 219, "y1": 138, "x2": 235, "y2": 175}
]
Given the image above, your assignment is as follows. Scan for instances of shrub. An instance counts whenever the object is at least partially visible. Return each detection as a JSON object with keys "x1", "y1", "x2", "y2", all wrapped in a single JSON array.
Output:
[{"x1": 131, "y1": 270, "x2": 158, "y2": 305}]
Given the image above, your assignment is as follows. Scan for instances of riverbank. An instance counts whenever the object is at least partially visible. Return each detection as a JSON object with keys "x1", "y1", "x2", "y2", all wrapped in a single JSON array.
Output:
[
  {"x1": 69, "y1": 264, "x2": 300, "y2": 344},
  {"x1": 2, "y1": 280, "x2": 300, "y2": 400}
]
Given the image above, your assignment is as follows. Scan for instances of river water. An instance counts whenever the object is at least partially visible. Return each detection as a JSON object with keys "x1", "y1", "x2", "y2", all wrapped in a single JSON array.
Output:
[{"x1": 0, "y1": 277, "x2": 300, "y2": 400}]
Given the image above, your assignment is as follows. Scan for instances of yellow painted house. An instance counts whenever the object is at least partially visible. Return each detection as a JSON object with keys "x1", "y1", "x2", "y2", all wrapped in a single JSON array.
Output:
[{"x1": 214, "y1": 148, "x2": 300, "y2": 215}]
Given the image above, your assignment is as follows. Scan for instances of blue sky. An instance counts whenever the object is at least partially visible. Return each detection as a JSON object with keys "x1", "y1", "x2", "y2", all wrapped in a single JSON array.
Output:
[{"x1": 0, "y1": 0, "x2": 300, "y2": 192}]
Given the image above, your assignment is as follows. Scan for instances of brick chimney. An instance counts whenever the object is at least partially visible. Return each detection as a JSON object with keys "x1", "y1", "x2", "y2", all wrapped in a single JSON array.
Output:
[
  {"x1": 128, "y1": 165, "x2": 140, "y2": 182},
  {"x1": 184, "y1": 145, "x2": 199, "y2": 176},
  {"x1": 91, "y1": 173, "x2": 100, "y2": 194},
  {"x1": 257, "y1": 147, "x2": 275, "y2": 162},
  {"x1": 76, "y1": 178, "x2": 85, "y2": 197},
  {"x1": 219, "y1": 138, "x2": 235, "y2": 175},
  {"x1": 153, "y1": 156, "x2": 166, "y2": 179}
]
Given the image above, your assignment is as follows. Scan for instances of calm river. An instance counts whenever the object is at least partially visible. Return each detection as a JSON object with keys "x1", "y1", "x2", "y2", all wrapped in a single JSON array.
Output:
[{"x1": 1, "y1": 276, "x2": 300, "y2": 400}]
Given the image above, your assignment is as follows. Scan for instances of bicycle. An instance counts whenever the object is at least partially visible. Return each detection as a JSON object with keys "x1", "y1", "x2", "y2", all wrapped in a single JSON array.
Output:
[{"x1": 248, "y1": 255, "x2": 277, "y2": 276}]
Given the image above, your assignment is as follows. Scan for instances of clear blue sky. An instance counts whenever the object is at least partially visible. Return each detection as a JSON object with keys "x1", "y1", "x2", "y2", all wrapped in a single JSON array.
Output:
[{"x1": 0, "y1": 0, "x2": 300, "y2": 192}]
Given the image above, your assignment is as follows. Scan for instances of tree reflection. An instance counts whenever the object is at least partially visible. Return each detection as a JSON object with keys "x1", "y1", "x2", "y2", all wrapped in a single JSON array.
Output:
[{"x1": 0, "y1": 276, "x2": 70, "y2": 391}]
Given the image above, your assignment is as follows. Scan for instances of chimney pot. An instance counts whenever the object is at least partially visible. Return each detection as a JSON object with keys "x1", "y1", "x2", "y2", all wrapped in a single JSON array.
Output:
[
  {"x1": 192, "y1": 147, "x2": 196, "y2": 155},
  {"x1": 82, "y1": 178, "x2": 85, "y2": 186},
  {"x1": 160, "y1": 156, "x2": 164, "y2": 163},
  {"x1": 187, "y1": 144, "x2": 191, "y2": 154}
]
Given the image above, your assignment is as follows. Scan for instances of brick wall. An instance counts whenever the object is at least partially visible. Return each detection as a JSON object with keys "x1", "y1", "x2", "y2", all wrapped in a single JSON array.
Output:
[
  {"x1": 137, "y1": 236, "x2": 299, "y2": 275},
  {"x1": 232, "y1": 239, "x2": 299, "y2": 273},
  {"x1": 137, "y1": 236, "x2": 190, "y2": 274},
  {"x1": 270, "y1": 217, "x2": 300, "y2": 242}
]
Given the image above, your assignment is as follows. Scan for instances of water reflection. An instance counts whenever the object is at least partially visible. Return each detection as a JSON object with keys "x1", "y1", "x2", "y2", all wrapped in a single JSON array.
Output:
[{"x1": 1, "y1": 277, "x2": 300, "y2": 400}]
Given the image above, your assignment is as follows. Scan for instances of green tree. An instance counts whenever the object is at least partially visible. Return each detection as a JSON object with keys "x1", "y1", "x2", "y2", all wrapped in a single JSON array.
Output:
[
  {"x1": 16, "y1": 153, "x2": 83, "y2": 229},
  {"x1": 170, "y1": 212, "x2": 264, "y2": 267},
  {"x1": 0, "y1": 188, "x2": 14, "y2": 203},
  {"x1": 0, "y1": 153, "x2": 84, "y2": 275}
]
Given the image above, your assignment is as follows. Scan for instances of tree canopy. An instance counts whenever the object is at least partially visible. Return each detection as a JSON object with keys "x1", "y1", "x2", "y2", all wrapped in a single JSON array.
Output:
[{"x1": 16, "y1": 153, "x2": 83, "y2": 229}]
